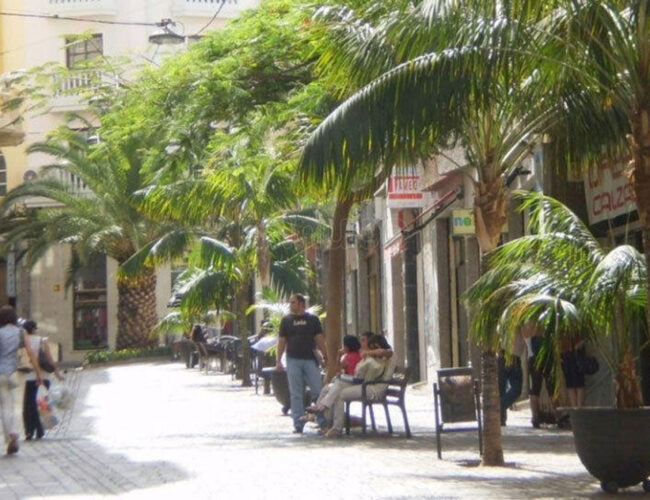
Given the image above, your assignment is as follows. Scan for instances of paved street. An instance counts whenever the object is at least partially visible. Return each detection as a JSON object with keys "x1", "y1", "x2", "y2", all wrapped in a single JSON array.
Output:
[{"x1": 0, "y1": 361, "x2": 644, "y2": 499}]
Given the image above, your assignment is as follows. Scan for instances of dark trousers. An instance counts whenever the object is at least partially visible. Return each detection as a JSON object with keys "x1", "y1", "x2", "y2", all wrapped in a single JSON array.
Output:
[
  {"x1": 498, "y1": 355, "x2": 523, "y2": 423},
  {"x1": 23, "y1": 379, "x2": 50, "y2": 439}
]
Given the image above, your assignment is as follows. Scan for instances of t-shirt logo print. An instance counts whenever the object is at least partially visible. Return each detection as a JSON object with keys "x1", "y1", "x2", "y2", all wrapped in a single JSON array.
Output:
[{"x1": 293, "y1": 319, "x2": 308, "y2": 326}]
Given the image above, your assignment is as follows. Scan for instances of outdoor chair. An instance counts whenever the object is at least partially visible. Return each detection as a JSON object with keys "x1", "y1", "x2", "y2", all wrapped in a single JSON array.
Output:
[
  {"x1": 433, "y1": 366, "x2": 483, "y2": 459},
  {"x1": 344, "y1": 365, "x2": 412, "y2": 438}
]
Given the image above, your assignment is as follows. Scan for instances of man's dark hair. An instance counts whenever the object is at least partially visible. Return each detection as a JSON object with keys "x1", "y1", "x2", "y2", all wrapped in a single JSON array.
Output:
[
  {"x1": 0, "y1": 305, "x2": 18, "y2": 327},
  {"x1": 369, "y1": 334, "x2": 391, "y2": 350},
  {"x1": 23, "y1": 320, "x2": 38, "y2": 334},
  {"x1": 343, "y1": 335, "x2": 361, "y2": 352},
  {"x1": 292, "y1": 294, "x2": 306, "y2": 305}
]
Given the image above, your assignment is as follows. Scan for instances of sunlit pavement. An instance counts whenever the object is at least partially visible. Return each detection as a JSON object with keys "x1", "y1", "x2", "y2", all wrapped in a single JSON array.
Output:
[{"x1": 0, "y1": 361, "x2": 637, "y2": 499}]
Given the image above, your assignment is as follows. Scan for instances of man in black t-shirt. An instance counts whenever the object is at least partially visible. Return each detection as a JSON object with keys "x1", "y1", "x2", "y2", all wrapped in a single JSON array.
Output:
[{"x1": 276, "y1": 294, "x2": 327, "y2": 433}]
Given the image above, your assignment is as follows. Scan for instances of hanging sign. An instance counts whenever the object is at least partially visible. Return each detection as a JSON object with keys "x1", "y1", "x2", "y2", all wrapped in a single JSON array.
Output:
[{"x1": 386, "y1": 165, "x2": 425, "y2": 208}]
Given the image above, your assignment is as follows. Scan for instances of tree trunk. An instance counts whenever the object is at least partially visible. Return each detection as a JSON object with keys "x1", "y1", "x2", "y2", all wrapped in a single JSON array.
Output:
[
  {"x1": 628, "y1": 106, "x2": 650, "y2": 407},
  {"x1": 116, "y1": 268, "x2": 158, "y2": 350},
  {"x1": 235, "y1": 280, "x2": 252, "y2": 387},
  {"x1": 474, "y1": 169, "x2": 506, "y2": 467},
  {"x1": 481, "y1": 348, "x2": 504, "y2": 465},
  {"x1": 257, "y1": 223, "x2": 271, "y2": 290},
  {"x1": 325, "y1": 198, "x2": 353, "y2": 381}
]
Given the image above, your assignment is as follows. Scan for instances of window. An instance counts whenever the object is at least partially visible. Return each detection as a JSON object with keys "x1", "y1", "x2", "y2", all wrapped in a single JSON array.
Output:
[
  {"x1": 0, "y1": 152, "x2": 6, "y2": 196},
  {"x1": 66, "y1": 34, "x2": 103, "y2": 68},
  {"x1": 73, "y1": 254, "x2": 108, "y2": 350}
]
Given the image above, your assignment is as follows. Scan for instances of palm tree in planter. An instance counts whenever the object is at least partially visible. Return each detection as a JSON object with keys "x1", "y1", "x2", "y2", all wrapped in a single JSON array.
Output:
[
  {"x1": 0, "y1": 127, "x2": 171, "y2": 349},
  {"x1": 464, "y1": 191, "x2": 649, "y2": 493}
]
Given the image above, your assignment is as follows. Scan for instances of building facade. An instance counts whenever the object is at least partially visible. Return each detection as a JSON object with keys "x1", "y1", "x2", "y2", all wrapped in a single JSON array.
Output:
[{"x1": 0, "y1": 0, "x2": 258, "y2": 362}]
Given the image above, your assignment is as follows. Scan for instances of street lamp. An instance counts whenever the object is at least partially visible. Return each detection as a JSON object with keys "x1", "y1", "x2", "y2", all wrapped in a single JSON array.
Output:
[{"x1": 149, "y1": 19, "x2": 185, "y2": 45}]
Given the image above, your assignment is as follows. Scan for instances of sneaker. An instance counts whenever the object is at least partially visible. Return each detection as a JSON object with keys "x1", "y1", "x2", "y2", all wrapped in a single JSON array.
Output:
[
  {"x1": 531, "y1": 418, "x2": 541, "y2": 429},
  {"x1": 292, "y1": 427, "x2": 303, "y2": 434}
]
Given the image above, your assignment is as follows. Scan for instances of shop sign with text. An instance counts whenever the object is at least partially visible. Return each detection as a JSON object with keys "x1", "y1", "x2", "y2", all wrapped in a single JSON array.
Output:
[
  {"x1": 386, "y1": 166, "x2": 425, "y2": 208},
  {"x1": 584, "y1": 161, "x2": 636, "y2": 225}
]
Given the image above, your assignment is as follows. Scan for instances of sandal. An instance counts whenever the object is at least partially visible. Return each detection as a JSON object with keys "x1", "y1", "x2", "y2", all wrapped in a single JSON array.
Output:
[
  {"x1": 7, "y1": 435, "x2": 19, "y2": 455},
  {"x1": 323, "y1": 428, "x2": 342, "y2": 438}
]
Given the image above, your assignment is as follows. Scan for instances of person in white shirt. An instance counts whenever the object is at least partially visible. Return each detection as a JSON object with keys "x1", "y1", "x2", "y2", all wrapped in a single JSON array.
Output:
[{"x1": 0, "y1": 306, "x2": 42, "y2": 455}]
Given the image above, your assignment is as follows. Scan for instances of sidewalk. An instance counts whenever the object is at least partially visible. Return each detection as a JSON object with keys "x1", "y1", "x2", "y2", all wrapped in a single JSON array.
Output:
[{"x1": 0, "y1": 361, "x2": 638, "y2": 499}]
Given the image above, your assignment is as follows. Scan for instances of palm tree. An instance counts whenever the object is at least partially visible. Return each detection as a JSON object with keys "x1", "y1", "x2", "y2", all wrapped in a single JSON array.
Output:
[
  {"x1": 464, "y1": 191, "x2": 647, "y2": 409},
  {"x1": 531, "y1": 1, "x2": 650, "y2": 364},
  {"x1": 300, "y1": 1, "x2": 557, "y2": 465},
  {"x1": 0, "y1": 127, "x2": 169, "y2": 349}
]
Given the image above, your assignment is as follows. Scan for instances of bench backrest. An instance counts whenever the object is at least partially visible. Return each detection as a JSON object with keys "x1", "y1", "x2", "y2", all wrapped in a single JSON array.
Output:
[{"x1": 436, "y1": 367, "x2": 477, "y2": 424}]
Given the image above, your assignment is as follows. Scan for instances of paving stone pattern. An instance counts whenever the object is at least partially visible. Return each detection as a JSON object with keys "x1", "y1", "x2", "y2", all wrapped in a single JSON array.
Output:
[{"x1": 0, "y1": 361, "x2": 643, "y2": 499}]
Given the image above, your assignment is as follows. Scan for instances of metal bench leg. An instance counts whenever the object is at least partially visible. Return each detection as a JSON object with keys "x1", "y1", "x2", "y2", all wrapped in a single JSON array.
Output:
[
  {"x1": 369, "y1": 405, "x2": 377, "y2": 432},
  {"x1": 362, "y1": 403, "x2": 368, "y2": 434},
  {"x1": 384, "y1": 403, "x2": 393, "y2": 434},
  {"x1": 345, "y1": 402, "x2": 351, "y2": 435},
  {"x1": 400, "y1": 402, "x2": 411, "y2": 438}
]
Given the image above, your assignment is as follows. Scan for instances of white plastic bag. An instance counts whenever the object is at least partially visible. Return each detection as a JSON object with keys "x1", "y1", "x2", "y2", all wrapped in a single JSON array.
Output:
[
  {"x1": 48, "y1": 385, "x2": 73, "y2": 410},
  {"x1": 37, "y1": 387, "x2": 59, "y2": 430}
]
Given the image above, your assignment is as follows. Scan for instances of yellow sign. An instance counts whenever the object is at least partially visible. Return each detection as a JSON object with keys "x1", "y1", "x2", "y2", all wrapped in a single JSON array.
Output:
[
  {"x1": 53, "y1": 284, "x2": 61, "y2": 292},
  {"x1": 452, "y1": 210, "x2": 475, "y2": 235},
  {"x1": 451, "y1": 209, "x2": 508, "y2": 235}
]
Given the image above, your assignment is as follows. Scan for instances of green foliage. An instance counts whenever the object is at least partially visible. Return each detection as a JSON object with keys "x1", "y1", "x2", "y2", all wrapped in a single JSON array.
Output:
[
  {"x1": 83, "y1": 346, "x2": 172, "y2": 365},
  {"x1": 464, "y1": 191, "x2": 647, "y2": 406}
]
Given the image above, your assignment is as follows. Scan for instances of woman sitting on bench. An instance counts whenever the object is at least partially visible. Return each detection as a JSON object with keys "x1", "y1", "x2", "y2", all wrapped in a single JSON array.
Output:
[{"x1": 308, "y1": 334, "x2": 392, "y2": 437}]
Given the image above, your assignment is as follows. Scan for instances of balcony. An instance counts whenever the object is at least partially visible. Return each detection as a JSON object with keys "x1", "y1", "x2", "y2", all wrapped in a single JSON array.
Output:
[
  {"x1": 24, "y1": 168, "x2": 92, "y2": 208},
  {"x1": 47, "y1": 0, "x2": 117, "y2": 17},
  {"x1": 172, "y1": 0, "x2": 259, "y2": 19},
  {"x1": 50, "y1": 70, "x2": 112, "y2": 112}
]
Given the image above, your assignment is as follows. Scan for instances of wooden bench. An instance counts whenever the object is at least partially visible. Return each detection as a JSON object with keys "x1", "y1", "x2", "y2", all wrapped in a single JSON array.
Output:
[{"x1": 344, "y1": 366, "x2": 412, "y2": 438}]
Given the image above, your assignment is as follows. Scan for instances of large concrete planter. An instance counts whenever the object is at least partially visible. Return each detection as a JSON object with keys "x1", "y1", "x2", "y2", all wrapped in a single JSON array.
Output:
[{"x1": 568, "y1": 407, "x2": 650, "y2": 493}]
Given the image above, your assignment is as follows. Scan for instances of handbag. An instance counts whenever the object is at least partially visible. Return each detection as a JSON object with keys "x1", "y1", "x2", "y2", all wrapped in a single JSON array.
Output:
[
  {"x1": 577, "y1": 352, "x2": 599, "y2": 375},
  {"x1": 38, "y1": 340, "x2": 56, "y2": 374}
]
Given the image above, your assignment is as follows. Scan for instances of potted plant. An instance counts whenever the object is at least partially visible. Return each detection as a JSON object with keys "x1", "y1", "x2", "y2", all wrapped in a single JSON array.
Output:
[{"x1": 465, "y1": 191, "x2": 649, "y2": 493}]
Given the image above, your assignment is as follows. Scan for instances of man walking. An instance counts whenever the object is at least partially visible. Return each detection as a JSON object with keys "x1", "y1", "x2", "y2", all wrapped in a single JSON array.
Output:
[{"x1": 276, "y1": 294, "x2": 327, "y2": 433}]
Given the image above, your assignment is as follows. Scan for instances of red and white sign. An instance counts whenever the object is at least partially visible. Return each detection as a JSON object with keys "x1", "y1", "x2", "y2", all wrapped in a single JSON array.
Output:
[
  {"x1": 387, "y1": 166, "x2": 425, "y2": 208},
  {"x1": 584, "y1": 160, "x2": 637, "y2": 225}
]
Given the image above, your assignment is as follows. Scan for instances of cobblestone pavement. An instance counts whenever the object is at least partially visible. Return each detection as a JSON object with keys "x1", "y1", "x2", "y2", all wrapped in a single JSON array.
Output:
[{"x1": 0, "y1": 361, "x2": 645, "y2": 499}]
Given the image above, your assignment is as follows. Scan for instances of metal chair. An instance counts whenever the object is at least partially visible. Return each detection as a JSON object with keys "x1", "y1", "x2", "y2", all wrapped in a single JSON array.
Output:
[
  {"x1": 344, "y1": 366, "x2": 412, "y2": 437},
  {"x1": 433, "y1": 366, "x2": 483, "y2": 459}
]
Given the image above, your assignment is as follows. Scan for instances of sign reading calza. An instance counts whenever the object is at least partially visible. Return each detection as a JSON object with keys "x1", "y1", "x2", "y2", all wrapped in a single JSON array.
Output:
[{"x1": 583, "y1": 161, "x2": 637, "y2": 225}]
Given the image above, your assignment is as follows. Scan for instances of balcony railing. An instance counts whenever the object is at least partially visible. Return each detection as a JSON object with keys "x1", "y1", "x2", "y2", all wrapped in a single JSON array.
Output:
[
  {"x1": 24, "y1": 169, "x2": 92, "y2": 208},
  {"x1": 172, "y1": 0, "x2": 259, "y2": 19},
  {"x1": 51, "y1": 70, "x2": 114, "y2": 112},
  {"x1": 48, "y1": 0, "x2": 117, "y2": 17}
]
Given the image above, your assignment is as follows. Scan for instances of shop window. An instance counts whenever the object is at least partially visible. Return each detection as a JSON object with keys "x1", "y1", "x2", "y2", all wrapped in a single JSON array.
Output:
[{"x1": 73, "y1": 255, "x2": 108, "y2": 350}]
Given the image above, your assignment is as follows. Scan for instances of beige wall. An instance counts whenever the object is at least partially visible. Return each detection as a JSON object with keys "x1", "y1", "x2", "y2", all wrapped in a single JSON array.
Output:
[{"x1": 28, "y1": 247, "x2": 171, "y2": 363}]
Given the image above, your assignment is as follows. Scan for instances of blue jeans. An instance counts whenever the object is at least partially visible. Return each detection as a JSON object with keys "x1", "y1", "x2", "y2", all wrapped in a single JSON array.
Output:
[
  {"x1": 498, "y1": 355, "x2": 523, "y2": 423},
  {"x1": 286, "y1": 357, "x2": 322, "y2": 430}
]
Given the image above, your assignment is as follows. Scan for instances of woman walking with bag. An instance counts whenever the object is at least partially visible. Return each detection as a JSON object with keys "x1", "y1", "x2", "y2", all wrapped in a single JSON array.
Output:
[
  {"x1": 22, "y1": 320, "x2": 64, "y2": 440},
  {"x1": 0, "y1": 306, "x2": 42, "y2": 455}
]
